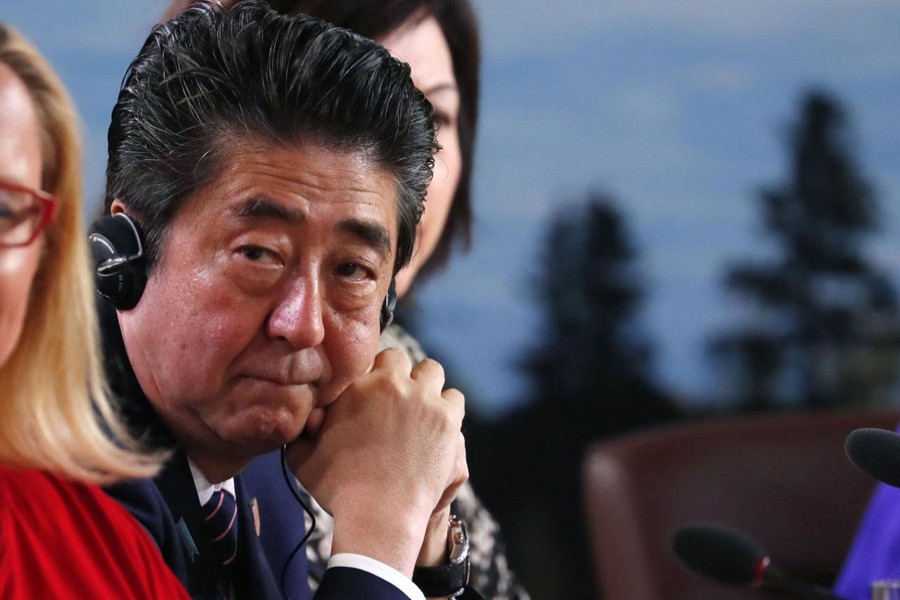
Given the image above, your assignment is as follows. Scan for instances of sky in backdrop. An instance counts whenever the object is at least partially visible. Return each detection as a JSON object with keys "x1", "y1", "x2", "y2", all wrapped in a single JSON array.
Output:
[{"x1": 3, "y1": 0, "x2": 899, "y2": 418}]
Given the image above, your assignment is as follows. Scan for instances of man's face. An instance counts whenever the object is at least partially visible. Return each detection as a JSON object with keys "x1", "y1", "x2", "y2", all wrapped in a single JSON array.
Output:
[{"x1": 117, "y1": 141, "x2": 398, "y2": 468}]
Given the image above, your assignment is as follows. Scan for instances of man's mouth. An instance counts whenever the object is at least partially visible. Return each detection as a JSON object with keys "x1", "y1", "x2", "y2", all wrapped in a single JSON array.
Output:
[{"x1": 239, "y1": 373, "x2": 315, "y2": 388}]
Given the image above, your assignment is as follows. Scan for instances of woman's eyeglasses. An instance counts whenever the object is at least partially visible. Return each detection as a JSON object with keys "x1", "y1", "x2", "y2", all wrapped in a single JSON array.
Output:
[{"x1": 0, "y1": 180, "x2": 57, "y2": 248}]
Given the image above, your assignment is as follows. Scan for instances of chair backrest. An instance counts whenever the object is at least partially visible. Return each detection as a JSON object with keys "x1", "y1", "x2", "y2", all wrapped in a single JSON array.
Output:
[{"x1": 582, "y1": 408, "x2": 900, "y2": 600}]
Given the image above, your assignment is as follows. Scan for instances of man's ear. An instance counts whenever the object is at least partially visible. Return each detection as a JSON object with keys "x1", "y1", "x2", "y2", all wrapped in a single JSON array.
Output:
[{"x1": 110, "y1": 199, "x2": 127, "y2": 216}]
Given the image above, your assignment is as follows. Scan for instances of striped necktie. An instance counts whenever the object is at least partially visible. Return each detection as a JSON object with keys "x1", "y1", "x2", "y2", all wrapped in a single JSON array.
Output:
[{"x1": 202, "y1": 488, "x2": 239, "y2": 567}]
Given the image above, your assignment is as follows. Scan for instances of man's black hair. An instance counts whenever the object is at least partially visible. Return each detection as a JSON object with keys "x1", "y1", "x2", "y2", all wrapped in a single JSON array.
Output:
[{"x1": 105, "y1": 0, "x2": 437, "y2": 273}]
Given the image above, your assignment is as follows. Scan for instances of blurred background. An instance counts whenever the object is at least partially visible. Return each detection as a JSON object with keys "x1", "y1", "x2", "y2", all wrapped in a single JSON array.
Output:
[{"x1": 3, "y1": 1, "x2": 899, "y2": 598}]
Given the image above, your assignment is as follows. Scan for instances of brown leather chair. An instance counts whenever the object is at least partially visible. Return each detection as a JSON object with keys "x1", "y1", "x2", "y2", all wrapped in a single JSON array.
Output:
[{"x1": 582, "y1": 409, "x2": 900, "y2": 600}]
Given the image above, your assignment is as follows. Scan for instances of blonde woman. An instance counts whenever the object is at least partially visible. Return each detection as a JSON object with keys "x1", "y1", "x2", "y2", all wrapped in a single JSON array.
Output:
[{"x1": 0, "y1": 23, "x2": 188, "y2": 599}]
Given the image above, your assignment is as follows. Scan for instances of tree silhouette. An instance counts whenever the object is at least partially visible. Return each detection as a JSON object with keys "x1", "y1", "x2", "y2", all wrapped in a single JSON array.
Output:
[
  {"x1": 710, "y1": 89, "x2": 900, "y2": 410},
  {"x1": 472, "y1": 193, "x2": 679, "y2": 599},
  {"x1": 524, "y1": 195, "x2": 674, "y2": 429}
]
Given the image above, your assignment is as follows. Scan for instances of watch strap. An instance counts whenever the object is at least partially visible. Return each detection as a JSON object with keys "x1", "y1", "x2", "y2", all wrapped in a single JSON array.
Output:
[{"x1": 413, "y1": 562, "x2": 468, "y2": 598}]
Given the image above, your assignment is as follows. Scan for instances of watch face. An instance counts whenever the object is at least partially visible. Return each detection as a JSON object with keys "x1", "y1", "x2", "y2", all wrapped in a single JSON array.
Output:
[
  {"x1": 449, "y1": 518, "x2": 470, "y2": 565},
  {"x1": 413, "y1": 516, "x2": 471, "y2": 597}
]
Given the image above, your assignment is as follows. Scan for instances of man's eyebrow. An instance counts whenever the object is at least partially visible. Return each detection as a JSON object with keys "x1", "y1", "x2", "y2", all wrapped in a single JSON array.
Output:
[
  {"x1": 233, "y1": 198, "x2": 392, "y2": 260},
  {"x1": 234, "y1": 197, "x2": 306, "y2": 224},
  {"x1": 338, "y1": 219, "x2": 393, "y2": 261}
]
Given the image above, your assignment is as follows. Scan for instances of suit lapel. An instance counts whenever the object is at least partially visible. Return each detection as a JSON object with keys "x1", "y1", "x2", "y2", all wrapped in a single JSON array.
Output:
[
  {"x1": 232, "y1": 475, "x2": 296, "y2": 600},
  {"x1": 240, "y1": 452, "x2": 314, "y2": 600},
  {"x1": 155, "y1": 452, "x2": 228, "y2": 598}
]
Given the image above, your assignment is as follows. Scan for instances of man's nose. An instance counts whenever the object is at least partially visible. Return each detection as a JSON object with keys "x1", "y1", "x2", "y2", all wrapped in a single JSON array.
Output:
[{"x1": 266, "y1": 277, "x2": 325, "y2": 348}]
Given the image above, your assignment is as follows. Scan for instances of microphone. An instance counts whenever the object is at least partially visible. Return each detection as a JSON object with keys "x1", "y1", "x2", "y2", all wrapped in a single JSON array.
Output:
[
  {"x1": 844, "y1": 427, "x2": 900, "y2": 488},
  {"x1": 672, "y1": 522, "x2": 845, "y2": 600}
]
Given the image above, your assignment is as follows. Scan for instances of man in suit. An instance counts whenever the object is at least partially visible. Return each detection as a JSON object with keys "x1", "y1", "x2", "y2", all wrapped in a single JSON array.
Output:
[{"x1": 95, "y1": 3, "x2": 472, "y2": 598}]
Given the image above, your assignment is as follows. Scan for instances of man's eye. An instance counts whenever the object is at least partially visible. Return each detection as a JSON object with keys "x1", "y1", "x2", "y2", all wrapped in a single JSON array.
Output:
[
  {"x1": 334, "y1": 262, "x2": 373, "y2": 281},
  {"x1": 238, "y1": 246, "x2": 273, "y2": 262}
]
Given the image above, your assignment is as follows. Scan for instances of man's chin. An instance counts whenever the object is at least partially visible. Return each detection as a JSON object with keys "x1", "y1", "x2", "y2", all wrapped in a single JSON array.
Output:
[{"x1": 225, "y1": 409, "x2": 310, "y2": 450}]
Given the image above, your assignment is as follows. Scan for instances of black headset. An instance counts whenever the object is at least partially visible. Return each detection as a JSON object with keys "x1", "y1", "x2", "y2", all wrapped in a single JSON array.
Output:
[
  {"x1": 380, "y1": 279, "x2": 397, "y2": 331},
  {"x1": 88, "y1": 213, "x2": 147, "y2": 311},
  {"x1": 89, "y1": 212, "x2": 398, "y2": 331}
]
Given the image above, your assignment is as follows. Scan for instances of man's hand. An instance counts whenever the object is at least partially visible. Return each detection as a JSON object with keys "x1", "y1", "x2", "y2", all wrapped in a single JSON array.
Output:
[{"x1": 287, "y1": 348, "x2": 468, "y2": 577}]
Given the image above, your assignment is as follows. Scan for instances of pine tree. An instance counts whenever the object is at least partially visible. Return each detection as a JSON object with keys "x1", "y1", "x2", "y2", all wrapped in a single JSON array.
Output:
[
  {"x1": 710, "y1": 90, "x2": 900, "y2": 409},
  {"x1": 486, "y1": 193, "x2": 678, "y2": 600},
  {"x1": 525, "y1": 195, "x2": 672, "y2": 431}
]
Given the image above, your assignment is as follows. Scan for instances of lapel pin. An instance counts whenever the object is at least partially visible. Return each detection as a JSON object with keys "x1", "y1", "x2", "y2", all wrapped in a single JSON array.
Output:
[{"x1": 250, "y1": 497, "x2": 261, "y2": 537}]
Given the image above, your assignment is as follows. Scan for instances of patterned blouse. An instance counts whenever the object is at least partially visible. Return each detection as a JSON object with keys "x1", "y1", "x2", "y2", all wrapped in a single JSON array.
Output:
[{"x1": 302, "y1": 323, "x2": 530, "y2": 600}]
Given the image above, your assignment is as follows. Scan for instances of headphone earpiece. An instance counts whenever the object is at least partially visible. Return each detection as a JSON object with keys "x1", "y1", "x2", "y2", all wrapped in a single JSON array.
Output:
[
  {"x1": 88, "y1": 213, "x2": 147, "y2": 310},
  {"x1": 380, "y1": 279, "x2": 397, "y2": 332}
]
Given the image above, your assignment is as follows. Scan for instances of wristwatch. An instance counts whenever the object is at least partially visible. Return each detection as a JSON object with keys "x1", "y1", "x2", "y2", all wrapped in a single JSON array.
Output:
[{"x1": 412, "y1": 516, "x2": 470, "y2": 598}]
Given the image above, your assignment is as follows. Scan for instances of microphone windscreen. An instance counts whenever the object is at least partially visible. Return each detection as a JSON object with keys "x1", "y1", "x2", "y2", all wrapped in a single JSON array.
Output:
[
  {"x1": 672, "y1": 522, "x2": 766, "y2": 585},
  {"x1": 845, "y1": 428, "x2": 900, "y2": 488}
]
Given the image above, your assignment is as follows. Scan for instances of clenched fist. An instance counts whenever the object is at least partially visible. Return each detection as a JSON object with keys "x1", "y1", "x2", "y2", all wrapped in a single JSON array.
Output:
[{"x1": 287, "y1": 348, "x2": 468, "y2": 576}]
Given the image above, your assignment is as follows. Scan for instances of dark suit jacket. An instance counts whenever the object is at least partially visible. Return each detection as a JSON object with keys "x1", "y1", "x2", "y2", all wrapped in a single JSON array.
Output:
[
  {"x1": 99, "y1": 302, "x2": 411, "y2": 600},
  {"x1": 107, "y1": 451, "x2": 410, "y2": 600}
]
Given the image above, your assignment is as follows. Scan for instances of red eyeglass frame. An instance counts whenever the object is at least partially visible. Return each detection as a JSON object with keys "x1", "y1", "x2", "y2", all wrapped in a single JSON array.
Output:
[{"x1": 0, "y1": 180, "x2": 58, "y2": 248}]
